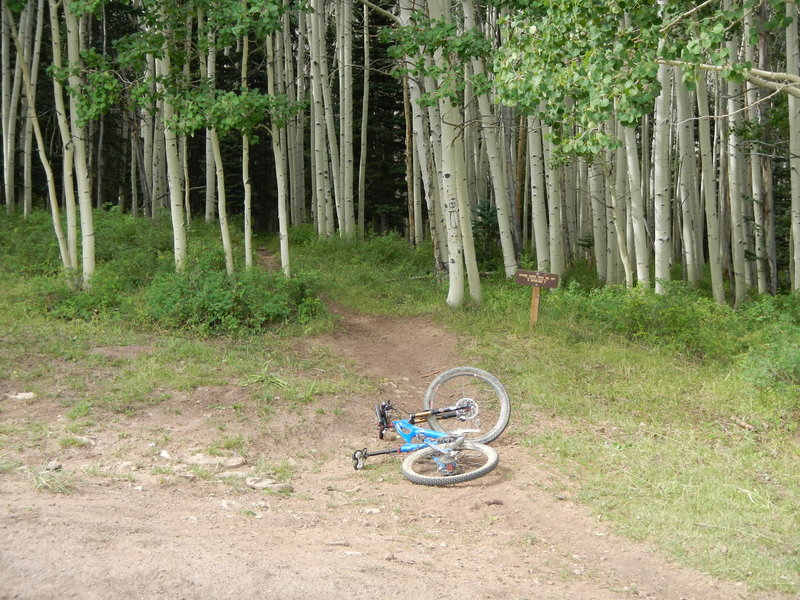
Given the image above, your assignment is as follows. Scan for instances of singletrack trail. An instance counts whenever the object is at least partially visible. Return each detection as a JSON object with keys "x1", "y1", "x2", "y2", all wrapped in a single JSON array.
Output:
[{"x1": 0, "y1": 300, "x2": 790, "y2": 600}]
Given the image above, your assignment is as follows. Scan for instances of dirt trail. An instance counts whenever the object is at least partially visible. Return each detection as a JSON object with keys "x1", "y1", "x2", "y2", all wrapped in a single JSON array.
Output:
[{"x1": 0, "y1": 306, "x2": 790, "y2": 600}]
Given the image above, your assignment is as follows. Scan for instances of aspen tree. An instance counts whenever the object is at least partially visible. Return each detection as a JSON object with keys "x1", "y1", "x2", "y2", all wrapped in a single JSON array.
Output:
[
  {"x1": 696, "y1": 73, "x2": 725, "y2": 303},
  {"x1": 2, "y1": 0, "x2": 25, "y2": 214},
  {"x1": 674, "y1": 68, "x2": 700, "y2": 285},
  {"x1": 267, "y1": 32, "x2": 291, "y2": 276},
  {"x1": 726, "y1": 38, "x2": 749, "y2": 305},
  {"x1": 541, "y1": 125, "x2": 564, "y2": 275},
  {"x1": 745, "y1": 10, "x2": 768, "y2": 293},
  {"x1": 462, "y1": 0, "x2": 517, "y2": 278},
  {"x1": 285, "y1": 8, "x2": 305, "y2": 226},
  {"x1": 622, "y1": 123, "x2": 650, "y2": 286},
  {"x1": 587, "y1": 160, "x2": 607, "y2": 281},
  {"x1": 357, "y1": 4, "x2": 369, "y2": 239},
  {"x1": 21, "y1": 0, "x2": 43, "y2": 217},
  {"x1": 197, "y1": 9, "x2": 216, "y2": 223},
  {"x1": 3, "y1": 3, "x2": 71, "y2": 279},
  {"x1": 526, "y1": 116, "x2": 550, "y2": 272},
  {"x1": 787, "y1": 0, "x2": 800, "y2": 289},
  {"x1": 653, "y1": 61, "x2": 671, "y2": 291},
  {"x1": 64, "y1": 3, "x2": 94, "y2": 288},
  {"x1": 48, "y1": 0, "x2": 78, "y2": 274},
  {"x1": 242, "y1": 32, "x2": 253, "y2": 269},
  {"x1": 338, "y1": 0, "x2": 355, "y2": 235},
  {"x1": 155, "y1": 36, "x2": 187, "y2": 273},
  {"x1": 427, "y1": 0, "x2": 466, "y2": 306}
]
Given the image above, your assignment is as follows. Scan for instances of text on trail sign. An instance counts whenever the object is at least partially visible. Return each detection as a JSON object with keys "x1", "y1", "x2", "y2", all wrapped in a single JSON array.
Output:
[{"x1": 514, "y1": 270, "x2": 560, "y2": 289}]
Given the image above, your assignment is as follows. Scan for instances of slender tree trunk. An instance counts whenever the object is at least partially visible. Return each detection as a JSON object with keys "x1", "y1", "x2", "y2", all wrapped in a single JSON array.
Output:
[
  {"x1": 3, "y1": 3, "x2": 71, "y2": 280},
  {"x1": 542, "y1": 125, "x2": 565, "y2": 275},
  {"x1": 241, "y1": 33, "x2": 253, "y2": 269},
  {"x1": 588, "y1": 161, "x2": 607, "y2": 281},
  {"x1": 2, "y1": 0, "x2": 26, "y2": 214},
  {"x1": 64, "y1": 4, "x2": 95, "y2": 288},
  {"x1": 339, "y1": 0, "x2": 355, "y2": 235},
  {"x1": 622, "y1": 124, "x2": 650, "y2": 286},
  {"x1": 22, "y1": 0, "x2": 43, "y2": 217},
  {"x1": 357, "y1": 4, "x2": 369, "y2": 240},
  {"x1": 428, "y1": 0, "x2": 466, "y2": 305},
  {"x1": 675, "y1": 68, "x2": 701, "y2": 285},
  {"x1": 653, "y1": 62, "x2": 672, "y2": 291},
  {"x1": 462, "y1": 0, "x2": 517, "y2": 277},
  {"x1": 527, "y1": 116, "x2": 550, "y2": 272},
  {"x1": 696, "y1": 73, "x2": 725, "y2": 303},
  {"x1": 156, "y1": 44, "x2": 187, "y2": 272},
  {"x1": 787, "y1": 0, "x2": 800, "y2": 289},
  {"x1": 267, "y1": 32, "x2": 291, "y2": 276}
]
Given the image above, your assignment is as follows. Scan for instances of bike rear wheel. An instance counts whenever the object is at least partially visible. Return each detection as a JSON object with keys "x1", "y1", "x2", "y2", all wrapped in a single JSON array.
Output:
[
  {"x1": 423, "y1": 367, "x2": 510, "y2": 444},
  {"x1": 401, "y1": 441, "x2": 498, "y2": 486}
]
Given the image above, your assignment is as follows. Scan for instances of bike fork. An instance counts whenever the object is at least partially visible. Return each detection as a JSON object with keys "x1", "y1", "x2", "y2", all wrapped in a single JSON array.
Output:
[{"x1": 352, "y1": 447, "x2": 401, "y2": 470}]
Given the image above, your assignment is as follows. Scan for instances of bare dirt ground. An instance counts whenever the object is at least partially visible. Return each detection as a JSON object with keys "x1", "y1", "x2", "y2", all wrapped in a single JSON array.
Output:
[{"x1": 0, "y1": 307, "x2": 791, "y2": 600}]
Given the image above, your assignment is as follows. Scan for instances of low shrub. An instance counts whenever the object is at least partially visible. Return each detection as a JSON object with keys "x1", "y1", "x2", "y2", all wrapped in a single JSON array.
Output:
[
  {"x1": 547, "y1": 281, "x2": 747, "y2": 359},
  {"x1": 142, "y1": 265, "x2": 320, "y2": 334}
]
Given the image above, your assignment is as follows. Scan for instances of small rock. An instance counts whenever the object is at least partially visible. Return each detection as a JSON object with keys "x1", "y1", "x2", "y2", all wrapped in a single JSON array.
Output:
[
  {"x1": 219, "y1": 471, "x2": 249, "y2": 479},
  {"x1": 364, "y1": 508, "x2": 381, "y2": 514},
  {"x1": 252, "y1": 501, "x2": 271, "y2": 511},
  {"x1": 246, "y1": 478, "x2": 293, "y2": 493},
  {"x1": 326, "y1": 541, "x2": 350, "y2": 547},
  {"x1": 185, "y1": 453, "x2": 245, "y2": 469},
  {"x1": 384, "y1": 553, "x2": 396, "y2": 561},
  {"x1": 6, "y1": 392, "x2": 36, "y2": 401},
  {"x1": 268, "y1": 483, "x2": 293, "y2": 494},
  {"x1": 44, "y1": 461, "x2": 62, "y2": 471},
  {"x1": 246, "y1": 477, "x2": 277, "y2": 489},
  {"x1": 159, "y1": 450, "x2": 172, "y2": 460}
]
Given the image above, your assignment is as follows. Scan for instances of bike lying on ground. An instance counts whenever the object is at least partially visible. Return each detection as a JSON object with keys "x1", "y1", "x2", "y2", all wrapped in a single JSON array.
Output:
[{"x1": 351, "y1": 367, "x2": 510, "y2": 486}]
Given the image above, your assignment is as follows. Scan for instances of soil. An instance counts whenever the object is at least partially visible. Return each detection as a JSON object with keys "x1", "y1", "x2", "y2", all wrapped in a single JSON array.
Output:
[{"x1": 0, "y1": 305, "x2": 791, "y2": 600}]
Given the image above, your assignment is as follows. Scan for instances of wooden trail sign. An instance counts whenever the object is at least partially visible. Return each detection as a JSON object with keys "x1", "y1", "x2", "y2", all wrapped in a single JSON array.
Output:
[{"x1": 514, "y1": 269, "x2": 559, "y2": 327}]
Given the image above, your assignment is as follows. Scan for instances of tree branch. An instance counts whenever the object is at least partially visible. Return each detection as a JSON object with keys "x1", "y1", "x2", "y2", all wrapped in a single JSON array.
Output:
[{"x1": 354, "y1": 0, "x2": 400, "y2": 24}]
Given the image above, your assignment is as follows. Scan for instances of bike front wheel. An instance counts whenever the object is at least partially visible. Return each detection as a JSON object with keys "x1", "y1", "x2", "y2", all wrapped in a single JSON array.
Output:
[
  {"x1": 423, "y1": 367, "x2": 510, "y2": 444},
  {"x1": 400, "y1": 441, "x2": 498, "y2": 486}
]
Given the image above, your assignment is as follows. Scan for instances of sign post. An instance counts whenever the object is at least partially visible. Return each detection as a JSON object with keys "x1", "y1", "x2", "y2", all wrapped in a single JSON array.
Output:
[{"x1": 514, "y1": 269, "x2": 560, "y2": 327}]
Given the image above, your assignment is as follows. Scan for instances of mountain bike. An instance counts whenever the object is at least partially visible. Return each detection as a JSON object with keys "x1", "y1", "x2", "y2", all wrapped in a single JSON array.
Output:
[{"x1": 351, "y1": 367, "x2": 510, "y2": 486}]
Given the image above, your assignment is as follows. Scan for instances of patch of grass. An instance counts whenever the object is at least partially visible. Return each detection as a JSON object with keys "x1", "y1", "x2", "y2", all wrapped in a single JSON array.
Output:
[
  {"x1": 59, "y1": 436, "x2": 92, "y2": 449},
  {"x1": 0, "y1": 456, "x2": 22, "y2": 473},
  {"x1": 67, "y1": 400, "x2": 93, "y2": 421},
  {"x1": 207, "y1": 435, "x2": 247, "y2": 456},
  {"x1": 252, "y1": 457, "x2": 294, "y2": 482},
  {"x1": 31, "y1": 469, "x2": 79, "y2": 494}
]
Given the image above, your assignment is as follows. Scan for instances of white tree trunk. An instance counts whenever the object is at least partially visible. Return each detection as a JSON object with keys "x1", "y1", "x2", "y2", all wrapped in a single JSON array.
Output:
[
  {"x1": 696, "y1": 73, "x2": 725, "y2": 302},
  {"x1": 267, "y1": 32, "x2": 291, "y2": 276},
  {"x1": 3, "y1": 3, "x2": 70, "y2": 280},
  {"x1": 526, "y1": 116, "x2": 550, "y2": 272},
  {"x1": 357, "y1": 4, "x2": 369, "y2": 239},
  {"x1": 155, "y1": 45, "x2": 187, "y2": 273},
  {"x1": 653, "y1": 62, "x2": 672, "y2": 292},
  {"x1": 622, "y1": 125, "x2": 650, "y2": 286},
  {"x1": 787, "y1": 0, "x2": 800, "y2": 289},
  {"x1": 64, "y1": 5, "x2": 95, "y2": 288},
  {"x1": 675, "y1": 68, "x2": 701, "y2": 285},
  {"x1": 462, "y1": 0, "x2": 517, "y2": 277}
]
